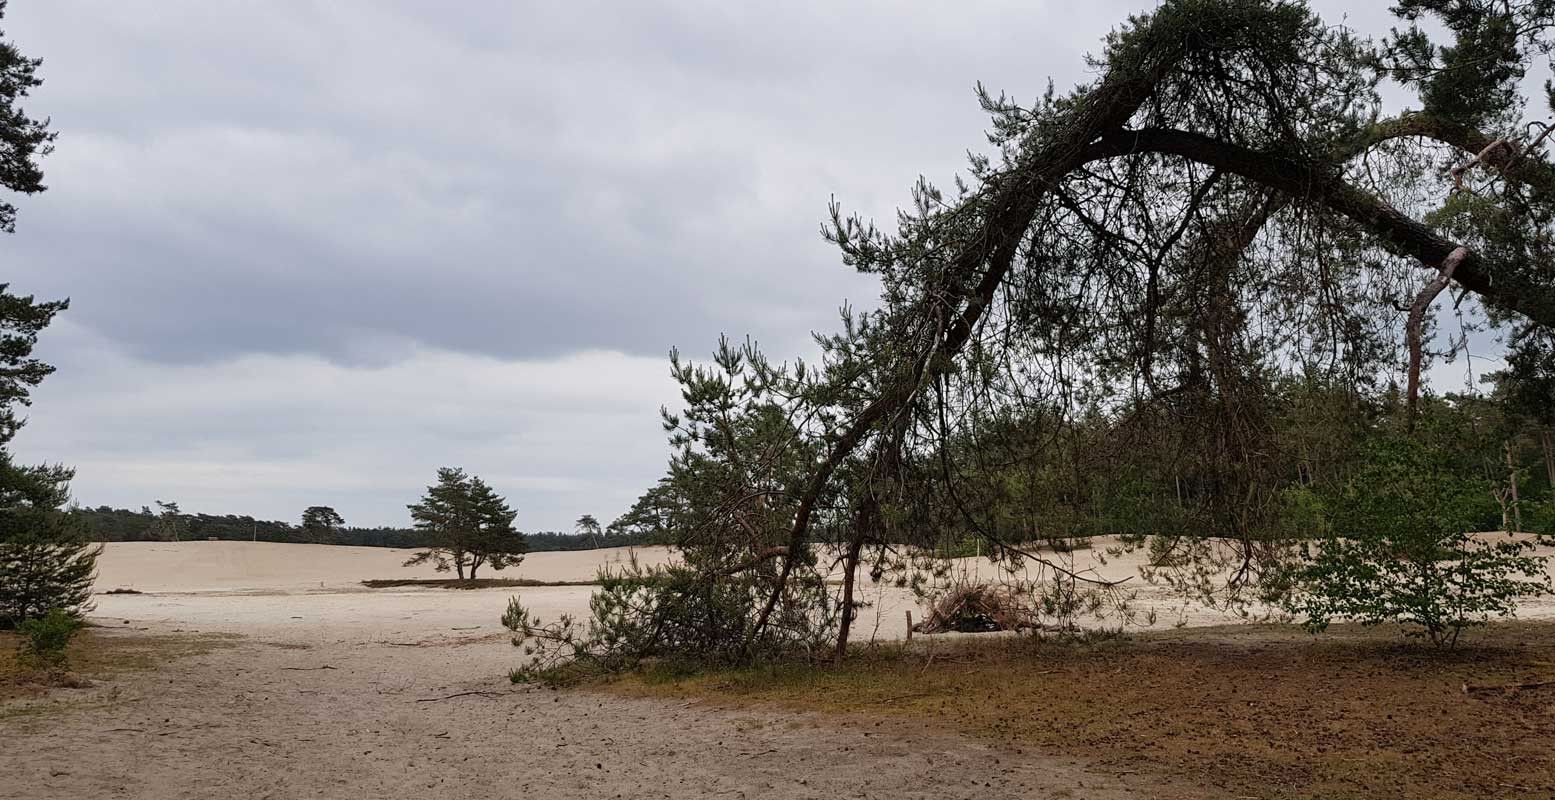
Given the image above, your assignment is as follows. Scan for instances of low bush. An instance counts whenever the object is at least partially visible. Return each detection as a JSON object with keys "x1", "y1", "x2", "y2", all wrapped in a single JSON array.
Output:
[
  {"x1": 1285, "y1": 432, "x2": 1551, "y2": 647},
  {"x1": 17, "y1": 608, "x2": 82, "y2": 670}
]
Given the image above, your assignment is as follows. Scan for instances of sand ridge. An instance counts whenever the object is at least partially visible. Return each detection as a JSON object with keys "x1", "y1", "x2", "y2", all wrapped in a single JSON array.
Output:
[{"x1": 85, "y1": 538, "x2": 1555, "y2": 644}]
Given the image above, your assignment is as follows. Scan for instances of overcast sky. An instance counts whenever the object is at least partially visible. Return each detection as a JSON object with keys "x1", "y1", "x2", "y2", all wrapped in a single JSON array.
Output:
[{"x1": 4, "y1": 2, "x2": 1439, "y2": 530}]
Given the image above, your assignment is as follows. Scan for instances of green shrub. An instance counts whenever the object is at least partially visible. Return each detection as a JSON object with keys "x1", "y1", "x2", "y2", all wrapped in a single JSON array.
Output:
[
  {"x1": 0, "y1": 519, "x2": 100, "y2": 625},
  {"x1": 504, "y1": 552, "x2": 837, "y2": 682},
  {"x1": 17, "y1": 607, "x2": 82, "y2": 669},
  {"x1": 1285, "y1": 433, "x2": 1551, "y2": 647}
]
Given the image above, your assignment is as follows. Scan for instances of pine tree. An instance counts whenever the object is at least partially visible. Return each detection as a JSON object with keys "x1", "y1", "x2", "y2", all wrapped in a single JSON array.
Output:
[
  {"x1": 574, "y1": 514, "x2": 602, "y2": 548},
  {"x1": 404, "y1": 468, "x2": 524, "y2": 579},
  {"x1": 300, "y1": 505, "x2": 345, "y2": 544},
  {"x1": 0, "y1": 5, "x2": 94, "y2": 626},
  {"x1": 0, "y1": 289, "x2": 96, "y2": 624}
]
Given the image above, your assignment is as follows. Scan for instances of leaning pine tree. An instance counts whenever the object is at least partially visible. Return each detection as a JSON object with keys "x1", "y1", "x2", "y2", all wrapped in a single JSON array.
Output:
[
  {"x1": 0, "y1": 0, "x2": 98, "y2": 626},
  {"x1": 513, "y1": 0, "x2": 1555, "y2": 670}
]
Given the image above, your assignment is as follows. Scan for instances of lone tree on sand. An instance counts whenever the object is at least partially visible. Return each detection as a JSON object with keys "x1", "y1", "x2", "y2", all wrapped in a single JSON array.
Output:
[
  {"x1": 575, "y1": 514, "x2": 602, "y2": 548},
  {"x1": 150, "y1": 500, "x2": 186, "y2": 542},
  {"x1": 404, "y1": 468, "x2": 525, "y2": 580},
  {"x1": 300, "y1": 505, "x2": 344, "y2": 544}
]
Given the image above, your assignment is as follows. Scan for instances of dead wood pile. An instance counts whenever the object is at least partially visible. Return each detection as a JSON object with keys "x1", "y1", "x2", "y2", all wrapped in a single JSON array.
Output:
[{"x1": 914, "y1": 582, "x2": 1038, "y2": 634}]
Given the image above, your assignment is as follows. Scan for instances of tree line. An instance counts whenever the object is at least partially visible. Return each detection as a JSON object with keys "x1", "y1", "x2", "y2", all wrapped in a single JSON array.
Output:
[{"x1": 66, "y1": 504, "x2": 653, "y2": 552}]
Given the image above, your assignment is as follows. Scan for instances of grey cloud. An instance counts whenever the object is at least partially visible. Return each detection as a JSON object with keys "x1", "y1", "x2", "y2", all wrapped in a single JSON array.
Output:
[
  {"x1": 1, "y1": 0, "x2": 1438, "y2": 528},
  {"x1": 6, "y1": 0, "x2": 1135, "y2": 366}
]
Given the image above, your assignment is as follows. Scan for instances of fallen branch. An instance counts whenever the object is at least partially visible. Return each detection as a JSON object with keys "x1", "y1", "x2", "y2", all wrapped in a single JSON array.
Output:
[
  {"x1": 281, "y1": 665, "x2": 338, "y2": 671},
  {"x1": 1462, "y1": 680, "x2": 1555, "y2": 694},
  {"x1": 414, "y1": 690, "x2": 510, "y2": 703}
]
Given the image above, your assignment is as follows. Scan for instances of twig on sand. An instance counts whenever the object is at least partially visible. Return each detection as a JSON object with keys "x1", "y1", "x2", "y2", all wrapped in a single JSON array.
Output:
[
  {"x1": 102, "y1": 728, "x2": 146, "y2": 733},
  {"x1": 1462, "y1": 680, "x2": 1555, "y2": 694},
  {"x1": 281, "y1": 665, "x2": 338, "y2": 671},
  {"x1": 414, "y1": 690, "x2": 509, "y2": 703}
]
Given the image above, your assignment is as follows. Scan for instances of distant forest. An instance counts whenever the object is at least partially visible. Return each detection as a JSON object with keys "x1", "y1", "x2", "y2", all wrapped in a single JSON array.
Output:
[{"x1": 69, "y1": 506, "x2": 650, "y2": 552}]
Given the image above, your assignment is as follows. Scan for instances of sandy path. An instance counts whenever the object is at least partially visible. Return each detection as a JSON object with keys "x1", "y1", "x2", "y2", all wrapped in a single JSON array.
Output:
[{"x1": 3, "y1": 629, "x2": 1157, "y2": 800}]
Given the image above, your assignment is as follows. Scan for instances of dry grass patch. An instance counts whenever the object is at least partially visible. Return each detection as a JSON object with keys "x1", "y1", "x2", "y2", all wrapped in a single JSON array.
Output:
[
  {"x1": 1, "y1": 626, "x2": 239, "y2": 705},
  {"x1": 613, "y1": 622, "x2": 1555, "y2": 800}
]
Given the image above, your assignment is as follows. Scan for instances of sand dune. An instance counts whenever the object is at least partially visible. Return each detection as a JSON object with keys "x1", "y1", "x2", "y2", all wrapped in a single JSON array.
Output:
[
  {"x1": 86, "y1": 536, "x2": 1555, "y2": 645},
  {"x1": 93, "y1": 540, "x2": 677, "y2": 593}
]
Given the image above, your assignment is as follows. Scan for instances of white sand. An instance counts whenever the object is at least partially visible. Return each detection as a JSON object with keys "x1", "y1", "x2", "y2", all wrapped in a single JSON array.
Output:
[
  {"x1": 93, "y1": 540, "x2": 677, "y2": 592},
  {"x1": 9, "y1": 541, "x2": 1169, "y2": 799},
  {"x1": 87, "y1": 536, "x2": 1555, "y2": 644},
  {"x1": 10, "y1": 538, "x2": 1550, "y2": 799}
]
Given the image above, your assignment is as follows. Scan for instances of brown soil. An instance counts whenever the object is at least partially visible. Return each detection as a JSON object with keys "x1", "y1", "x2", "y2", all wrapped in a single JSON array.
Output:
[{"x1": 614, "y1": 622, "x2": 1555, "y2": 800}]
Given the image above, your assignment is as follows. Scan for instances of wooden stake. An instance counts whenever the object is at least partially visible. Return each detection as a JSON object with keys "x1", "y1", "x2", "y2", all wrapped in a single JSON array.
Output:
[
  {"x1": 1541, "y1": 429, "x2": 1555, "y2": 494},
  {"x1": 1506, "y1": 438, "x2": 1522, "y2": 533},
  {"x1": 905, "y1": 610, "x2": 913, "y2": 641}
]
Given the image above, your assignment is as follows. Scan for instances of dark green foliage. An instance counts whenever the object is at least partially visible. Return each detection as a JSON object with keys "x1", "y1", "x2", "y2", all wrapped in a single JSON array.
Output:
[
  {"x1": 0, "y1": 13, "x2": 93, "y2": 628},
  {"x1": 404, "y1": 467, "x2": 525, "y2": 580},
  {"x1": 16, "y1": 607, "x2": 82, "y2": 669},
  {"x1": 0, "y1": 289, "x2": 96, "y2": 626},
  {"x1": 572, "y1": 0, "x2": 1555, "y2": 671},
  {"x1": 300, "y1": 505, "x2": 344, "y2": 544},
  {"x1": 0, "y1": 286, "x2": 65, "y2": 444},
  {"x1": 65, "y1": 504, "x2": 648, "y2": 550},
  {"x1": 573, "y1": 513, "x2": 601, "y2": 547},
  {"x1": 1498, "y1": 326, "x2": 1555, "y2": 426},
  {"x1": 0, "y1": 0, "x2": 55, "y2": 233},
  {"x1": 0, "y1": 511, "x2": 97, "y2": 626},
  {"x1": 1383, "y1": 0, "x2": 1555, "y2": 126},
  {"x1": 1285, "y1": 429, "x2": 1550, "y2": 646},
  {"x1": 147, "y1": 500, "x2": 185, "y2": 542},
  {"x1": 507, "y1": 339, "x2": 839, "y2": 675},
  {"x1": 504, "y1": 554, "x2": 836, "y2": 682}
]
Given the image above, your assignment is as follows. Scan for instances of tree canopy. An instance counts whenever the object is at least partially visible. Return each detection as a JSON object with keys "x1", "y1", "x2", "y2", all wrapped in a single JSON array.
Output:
[
  {"x1": 530, "y1": 0, "x2": 1555, "y2": 671},
  {"x1": 404, "y1": 467, "x2": 525, "y2": 580},
  {"x1": 300, "y1": 506, "x2": 345, "y2": 544}
]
